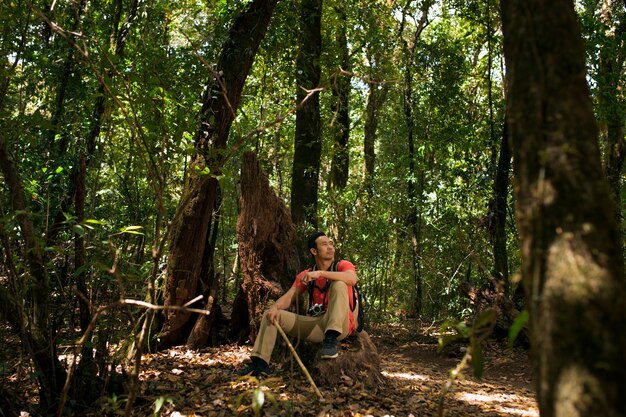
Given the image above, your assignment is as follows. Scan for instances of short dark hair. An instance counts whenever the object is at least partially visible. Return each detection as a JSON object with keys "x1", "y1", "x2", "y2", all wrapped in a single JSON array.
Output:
[{"x1": 307, "y1": 231, "x2": 326, "y2": 251}]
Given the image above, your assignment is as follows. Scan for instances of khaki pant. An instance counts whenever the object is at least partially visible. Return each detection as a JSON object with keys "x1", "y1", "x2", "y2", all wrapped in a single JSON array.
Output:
[{"x1": 251, "y1": 280, "x2": 355, "y2": 364}]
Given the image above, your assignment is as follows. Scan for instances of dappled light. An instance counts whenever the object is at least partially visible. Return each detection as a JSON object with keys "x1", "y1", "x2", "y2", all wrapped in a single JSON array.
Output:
[{"x1": 456, "y1": 392, "x2": 538, "y2": 417}]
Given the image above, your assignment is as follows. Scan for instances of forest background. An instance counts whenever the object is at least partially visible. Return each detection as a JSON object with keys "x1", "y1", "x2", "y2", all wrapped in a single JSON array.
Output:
[{"x1": 1, "y1": 0, "x2": 625, "y2": 416}]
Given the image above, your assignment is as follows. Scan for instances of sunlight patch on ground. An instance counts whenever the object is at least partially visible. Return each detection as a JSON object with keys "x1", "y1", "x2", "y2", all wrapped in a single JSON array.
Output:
[
  {"x1": 456, "y1": 392, "x2": 538, "y2": 417},
  {"x1": 381, "y1": 370, "x2": 429, "y2": 381}
]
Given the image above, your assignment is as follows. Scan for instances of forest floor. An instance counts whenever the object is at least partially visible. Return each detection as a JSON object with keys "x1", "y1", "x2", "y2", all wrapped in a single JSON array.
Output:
[{"x1": 2, "y1": 319, "x2": 537, "y2": 417}]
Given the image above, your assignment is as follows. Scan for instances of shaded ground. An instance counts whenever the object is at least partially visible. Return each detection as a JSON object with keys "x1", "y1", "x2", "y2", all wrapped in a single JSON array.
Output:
[{"x1": 1, "y1": 320, "x2": 537, "y2": 416}]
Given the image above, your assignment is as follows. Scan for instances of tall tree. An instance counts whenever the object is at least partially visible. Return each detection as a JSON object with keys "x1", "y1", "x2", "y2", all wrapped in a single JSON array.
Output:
[
  {"x1": 484, "y1": 0, "x2": 510, "y2": 290},
  {"x1": 597, "y1": 0, "x2": 626, "y2": 222},
  {"x1": 490, "y1": 119, "x2": 511, "y2": 291},
  {"x1": 329, "y1": 7, "x2": 351, "y2": 191},
  {"x1": 0, "y1": 134, "x2": 67, "y2": 414},
  {"x1": 159, "y1": 0, "x2": 279, "y2": 348},
  {"x1": 291, "y1": 0, "x2": 323, "y2": 237},
  {"x1": 399, "y1": 0, "x2": 433, "y2": 316},
  {"x1": 328, "y1": 6, "x2": 352, "y2": 247},
  {"x1": 501, "y1": 1, "x2": 626, "y2": 416}
]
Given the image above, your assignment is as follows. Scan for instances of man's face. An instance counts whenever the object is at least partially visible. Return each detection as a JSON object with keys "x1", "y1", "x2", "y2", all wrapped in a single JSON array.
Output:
[{"x1": 312, "y1": 235, "x2": 334, "y2": 260}]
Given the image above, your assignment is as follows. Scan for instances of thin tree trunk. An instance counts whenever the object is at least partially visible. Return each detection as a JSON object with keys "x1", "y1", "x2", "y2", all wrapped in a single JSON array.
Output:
[
  {"x1": 501, "y1": 1, "x2": 626, "y2": 416},
  {"x1": 329, "y1": 8, "x2": 351, "y2": 191},
  {"x1": 0, "y1": 133, "x2": 67, "y2": 413},
  {"x1": 399, "y1": 0, "x2": 432, "y2": 316},
  {"x1": 491, "y1": 118, "x2": 511, "y2": 291},
  {"x1": 160, "y1": 0, "x2": 279, "y2": 348},
  {"x1": 328, "y1": 7, "x2": 351, "y2": 248},
  {"x1": 46, "y1": 0, "x2": 139, "y2": 245},
  {"x1": 291, "y1": 0, "x2": 322, "y2": 237},
  {"x1": 363, "y1": 81, "x2": 388, "y2": 184},
  {"x1": 598, "y1": 0, "x2": 626, "y2": 225}
]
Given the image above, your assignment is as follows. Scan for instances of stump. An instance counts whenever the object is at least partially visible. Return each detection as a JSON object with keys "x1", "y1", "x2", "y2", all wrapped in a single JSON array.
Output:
[{"x1": 298, "y1": 331, "x2": 382, "y2": 391}]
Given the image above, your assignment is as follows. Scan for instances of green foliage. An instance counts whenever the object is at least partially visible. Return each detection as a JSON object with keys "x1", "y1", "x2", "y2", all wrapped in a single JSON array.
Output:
[
  {"x1": 508, "y1": 309, "x2": 529, "y2": 349},
  {"x1": 0, "y1": 0, "x2": 571, "y2": 410},
  {"x1": 153, "y1": 396, "x2": 175, "y2": 417},
  {"x1": 438, "y1": 308, "x2": 496, "y2": 379},
  {"x1": 232, "y1": 376, "x2": 283, "y2": 416}
]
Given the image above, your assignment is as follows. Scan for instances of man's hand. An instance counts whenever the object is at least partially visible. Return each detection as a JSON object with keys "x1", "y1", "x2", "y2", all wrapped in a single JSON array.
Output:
[
  {"x1": 301, "y1": 270, "x2": 322, "y2": 284},
  {"x1": 267, "y1": 304, "x2": 281, "y2": 324}
]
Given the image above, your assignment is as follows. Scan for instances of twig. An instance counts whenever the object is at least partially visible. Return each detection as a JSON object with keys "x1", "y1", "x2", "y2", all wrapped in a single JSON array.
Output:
[
  {"x1": 274, "y1": 322, "x2": 324, "y2": 400},
  {"x1": 54, "y1": 294, "x2": 210, "y2": 417}
]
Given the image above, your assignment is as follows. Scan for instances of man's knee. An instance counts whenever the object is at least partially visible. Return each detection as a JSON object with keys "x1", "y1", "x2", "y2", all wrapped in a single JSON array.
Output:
[{"x1": 330, "y1": 280, "x2": 348, "y2": 293}]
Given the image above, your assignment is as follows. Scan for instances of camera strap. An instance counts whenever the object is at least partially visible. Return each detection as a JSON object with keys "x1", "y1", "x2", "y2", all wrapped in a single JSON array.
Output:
[{"x1": 307, "y1": 260, "x2": 339, "y2": 313}]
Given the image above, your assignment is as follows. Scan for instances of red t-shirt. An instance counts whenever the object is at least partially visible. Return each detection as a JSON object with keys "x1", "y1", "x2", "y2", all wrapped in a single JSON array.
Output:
[{"x1": 292, "y1": 260, "x2": 357, "y2": 334}]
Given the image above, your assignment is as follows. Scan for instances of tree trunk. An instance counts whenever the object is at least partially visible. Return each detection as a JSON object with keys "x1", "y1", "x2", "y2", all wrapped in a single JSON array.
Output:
[
  {"x1": 491, "y1": 118, "x2": 511, "y2": 291},
  {"x1": 291, "y1": 0, "x2": 322, "y2": 236},
  {"x1": 186, "y1": 183, "x2": 222, "y2": 349},
  {"x1": 0, "y1": 133, "x2": 67, "y2": 414},
  {"x1": 598, "y1": 0, "x2": 626, "y2": 225},
  {"x1": 363, "y1": 81, "x2": 388, "y2": 184},
  {"x1": 328, "y1": 7, "x2": 352, "y2": 249},
  {"x1": 235, "y1": 151, "x2": 300, "y2": 340},
  {"x1": 329, "y1": 8, "x2": 351, "y2": 191},
  {"x1": 160, "y1": 0, "x2": 279, "y2": 349},
  {"x1": 46, "y1": 0, "x2": 139, "y2": 246},
  {"x1": 501, "y1": 1, "x2": 626, "y2": 416},
  {"x1": 399, "y1": 1, "x2": 432, "y2": 316}
]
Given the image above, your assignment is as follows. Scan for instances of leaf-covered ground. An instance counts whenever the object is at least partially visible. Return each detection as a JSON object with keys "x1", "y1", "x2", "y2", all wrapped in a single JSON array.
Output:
[{"x1": 3, "y1": 320, "x2": 538, "y2": 416}]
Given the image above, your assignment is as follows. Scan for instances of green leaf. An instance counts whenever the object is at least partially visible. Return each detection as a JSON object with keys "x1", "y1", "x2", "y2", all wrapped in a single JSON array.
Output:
[
  {"x1": 455, "y1": 322, "x2": 470, "y2": 338},
  {"x1": 153, "y1": 397, "x2": 165, "y2": 416},
  {"x1": 153, "y1": 396, "x2": 172, "y2": 417},
  {"x1": 508, "y1": 310, "x2": 529, "y2": 349},
  {"x1": 73, "y1": 224, "x2": 85, "y2": 236},
  {"x1": 85, "y1": 219, "x2": 107, "y2": 225},
  {"x1": 438, "y1": 333, "x2": 461, "y2": 350},
  {"x1": 251, "y1": 388, "x2": 265, "y2": 416},
  {"x1": 120, "y1": 226, "x2": 144, "y2": 235},
  {"x1": 474, "y1": 308, "x2": 496, "y2": 330}
]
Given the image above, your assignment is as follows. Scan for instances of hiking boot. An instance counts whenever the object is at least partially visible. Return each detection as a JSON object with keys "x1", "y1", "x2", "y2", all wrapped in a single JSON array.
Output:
[
  {"x1": 236, "y1": 357, "x2": 272, "y2": 377},
  {"x1": 320, "y1": 335, "x2": 339, "y2": 359}
]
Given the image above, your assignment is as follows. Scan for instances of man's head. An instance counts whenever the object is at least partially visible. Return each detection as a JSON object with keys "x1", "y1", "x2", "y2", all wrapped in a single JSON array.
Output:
[
  {"x1": 307, "y1": 231, "x2": 334, "y2": 260},
  {"x1": 307, "y1": 231, "x2": 326, "y2": 251}
]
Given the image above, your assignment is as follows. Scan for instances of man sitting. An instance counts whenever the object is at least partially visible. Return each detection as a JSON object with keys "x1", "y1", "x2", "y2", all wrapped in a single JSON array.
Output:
[{"x1": 237, "y1": 231, "x2": 359, "y2": 377}]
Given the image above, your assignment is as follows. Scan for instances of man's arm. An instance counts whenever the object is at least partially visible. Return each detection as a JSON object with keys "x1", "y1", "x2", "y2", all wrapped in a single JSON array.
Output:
[
  {"x1": 302, "y1": 268, "x2": 358, "y2": 286},
  {"x1": 266, "y1": 286, "x2": 303, "y2": 324}
]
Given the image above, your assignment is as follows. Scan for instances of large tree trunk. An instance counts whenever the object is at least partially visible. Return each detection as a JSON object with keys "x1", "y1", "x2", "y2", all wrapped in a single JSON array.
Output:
[
  {"x1": 501, "y1": 1, "x2": 626, "y2": 416},
  {"x1": 159, "y1": 0, "x2": 278, "y2": 349},
  {"x1": 234, "y1": 151, "x2": 300, "y2": 340},
  {"x1": 291, "y1": 0, "x2": 322, "y2": 238}
]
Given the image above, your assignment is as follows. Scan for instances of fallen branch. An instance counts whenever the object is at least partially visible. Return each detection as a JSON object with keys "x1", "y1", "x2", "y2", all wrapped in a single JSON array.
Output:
[{"x1": 275, "y1": 322, "x2": 324, "y2": 400}]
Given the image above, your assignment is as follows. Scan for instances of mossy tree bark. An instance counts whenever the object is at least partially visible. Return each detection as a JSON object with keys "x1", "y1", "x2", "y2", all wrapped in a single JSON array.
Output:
[
  {"x1": 159, "y1": 0, "x2": 279, "y2": 349},
  {"x1": 501, "y1": 1, "x2": 626, "y2": 416}
]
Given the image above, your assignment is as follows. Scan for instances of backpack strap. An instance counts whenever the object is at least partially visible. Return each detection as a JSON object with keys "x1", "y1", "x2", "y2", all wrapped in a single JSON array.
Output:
[{"x1": 307, "y1": 260, "x2": 339, "y2": 308}]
